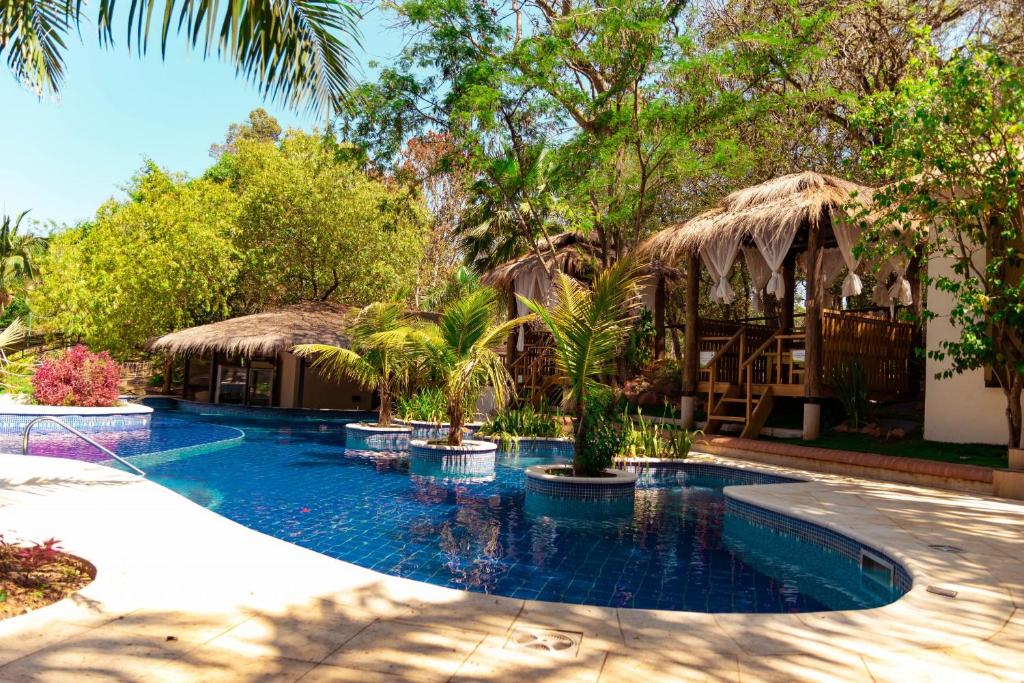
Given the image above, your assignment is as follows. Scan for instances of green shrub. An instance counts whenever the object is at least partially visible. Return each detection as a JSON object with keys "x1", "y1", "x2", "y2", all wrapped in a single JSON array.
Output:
[
  {"x1": 621, "y1": 409, "x2": 703, "y2": 459},
  {"x1": 831, "y1": 359, "x2": 871, "y2": 429},
  {"x1": 478, "y1": 404, "x2": 560, "y2": 450},
  {"x1": 396, "y1": 387, "x2": 448, "y2": 423},
  {"x1": 577, "y1": 391, "x2": 625, "y2": 476}
]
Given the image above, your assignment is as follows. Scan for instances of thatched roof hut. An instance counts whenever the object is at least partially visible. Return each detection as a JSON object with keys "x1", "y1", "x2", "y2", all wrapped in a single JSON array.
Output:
[
  {"x1": 148, "y1": 302, "x2": 356, "y2": 358},
  {"x1": 480, "y1": 232, "x2": 599, "y2": 288},
  {"x1": 640, "y1": 171, "x2": 875, "y2": 261}
]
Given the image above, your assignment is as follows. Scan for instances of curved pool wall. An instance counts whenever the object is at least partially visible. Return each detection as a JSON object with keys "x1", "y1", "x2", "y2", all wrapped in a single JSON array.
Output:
[{"x1": 36, "y1": 402, "x2": 912, "y2": 613}]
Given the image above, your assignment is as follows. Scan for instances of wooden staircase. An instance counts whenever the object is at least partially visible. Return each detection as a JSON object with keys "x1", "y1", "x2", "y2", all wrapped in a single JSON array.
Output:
[{"x1": 698, "y1": 326, "x2": 787, "y2": 439}]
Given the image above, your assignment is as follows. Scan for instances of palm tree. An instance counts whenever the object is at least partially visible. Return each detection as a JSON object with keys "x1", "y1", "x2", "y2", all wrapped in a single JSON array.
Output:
[
  {"x1": 293, "y1": 302, "x2": 417, "y2": 427},
  {"x1": 0, "y1": 211, "x2": 46, "y2": 311},
  {"x1": 0, "y1": 0, "x2": 359, "y2": 113},
  {"x1": 521, "y1": 259, "x2": 643, "y2": 475},
  {"x1": 417, "y1": 288, "x2": 532, "y2": 446}
]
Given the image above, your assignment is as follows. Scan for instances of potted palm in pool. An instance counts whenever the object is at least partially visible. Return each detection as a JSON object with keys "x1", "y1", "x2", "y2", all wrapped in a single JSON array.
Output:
[
  {"x1": 521, "y1": 260, "x2": 643, "y2": 501},
  {"x1": 293, "y1": 302, "x2": 418, "y2": 450},
  {"x1": 409, "y1": 288, "x2": 531, "y2": 463}
]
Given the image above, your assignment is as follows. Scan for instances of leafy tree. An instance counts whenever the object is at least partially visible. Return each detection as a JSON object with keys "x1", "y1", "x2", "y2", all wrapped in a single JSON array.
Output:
[
  {"x1": 210, "y1": 108, "x2": 284, "y2": 159},
  {"x1": 0, "y1": 0, "x2": 360, "y2": 112},
  {"x1": 32, "y1": 165, "x2": 239, "y2": 357},
  {"x1": 229, "y1": 130, "x2": 428, "y2": 311},
  {"x1": 294, "y1": 302, "x2": 418, "y2": 426},
  {"x1": 855, "y1": 43, "x2": 1024, "y2": 448},
  {"x1": 0, "y1": 210, "x2": 46, "y2": 312},
  {"x1": 416, "y1": 288, "x2": 529, "y2": 445},
  {"x1": 522, "y1": 259, "x2": 642, "y2": 474}
]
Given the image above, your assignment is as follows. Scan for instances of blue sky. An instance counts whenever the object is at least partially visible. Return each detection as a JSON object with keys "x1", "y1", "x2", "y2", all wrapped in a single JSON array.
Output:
[{"x1": 0, "y1": 8, "x2": 402, "y2": 230}]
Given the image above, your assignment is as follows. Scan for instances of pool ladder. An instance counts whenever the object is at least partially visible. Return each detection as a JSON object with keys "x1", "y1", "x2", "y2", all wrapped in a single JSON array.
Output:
[{"x1": 21, "y1": 416, "x2": 146, "y2": 477}]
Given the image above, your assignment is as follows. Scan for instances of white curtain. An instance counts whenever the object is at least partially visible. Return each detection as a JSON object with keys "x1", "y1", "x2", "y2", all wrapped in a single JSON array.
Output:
[
  {"x1": 700, "y1": 234, "x2": 742, "y2": 304},
  {"x1": 639, "y1": 274, "x2": 658, "y2": 311},
  {"x1": 833, "y1": 213, "x2": 864, "y2": 297},
  {"x1": 752, "y1": 223, "x2": 800, "y2": 300},
  {"x1": 798, "y1": 248, "x2": 846, "y2": 286},
  {"x1": 888, "y1": 257, "x2": 913, "y2": 306},
  {"x1": 513, "y1": 264, "x2": 550, "y2": 351},
  {"x1": 743, "y1": 247, "x2": 772, "y2": 313},
  {"x1": 872, "y1": 261, "x2": 895, "y2": 307}
]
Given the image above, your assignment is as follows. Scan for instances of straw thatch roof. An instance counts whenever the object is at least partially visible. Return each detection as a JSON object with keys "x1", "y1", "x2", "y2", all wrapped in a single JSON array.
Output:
[
  {"x1": 639, "y1": 172, "x2": 876, "y2": 262},
  {"x1": 480, "y1": 232, "x2": 600, "y2": 288},
  {"x1": 148, "y1": 302, "x2": 356, "y2": 358}
]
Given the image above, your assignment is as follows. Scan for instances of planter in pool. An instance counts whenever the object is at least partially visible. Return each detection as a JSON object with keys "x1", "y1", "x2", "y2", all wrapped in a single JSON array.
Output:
[
  {"x1": 344, "y1": 422, "x2": 413, "y2": 451},
  {"x1": 525, "y1": 464, "x2": 637, "y2": 501},
  {"x1": 408, "y1": 452, "x2": 496, "y2": 482},
  {"x1": 409, "y1": 439, "x2": 497, "y2": 470},
  {"x1": 0, "y1": 401, "x2": 153, "y2": 437},
  {"x1": 396, "y1": 420, "x2": 483, "y2": 440}
]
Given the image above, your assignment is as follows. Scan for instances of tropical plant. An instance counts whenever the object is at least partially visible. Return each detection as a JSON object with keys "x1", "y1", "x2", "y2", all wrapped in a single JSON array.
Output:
[
  {"x1": 396, "y1": 387, "x2": 448, "y2": 423},
  {"x1": 831, "y1": 359, "x2": 871, "y2": 430},
  {"x1": 294, "y1": 302, "x2": 417, "y2": 427},
  {"x1": 0, "y1": 0, "x2": 359, "y2": 113},
  {"x1": 0, "y1": 211, "x2": 45, "y2": 312},
  {"x1": 576, "y1": 389, "x2": 626, "y2": 476},
  {"x1": 665, "y1": 427, "x2": 703, "y2": 460},
  {"x1": 477, "y1": 403, "x2": 561, "y2": 450},
  {"x1": 0, "y1": 318, "x2": 29, "y2": 394},
  {"x1": 416, "y1": 288, "x2": 531, "y2": 445},
  {"x1": 32, "y1": 345, "x2": 121, "y2": 407},
  {"x1": 522, "y1": 259, "x2": 643, "y2": 475}
]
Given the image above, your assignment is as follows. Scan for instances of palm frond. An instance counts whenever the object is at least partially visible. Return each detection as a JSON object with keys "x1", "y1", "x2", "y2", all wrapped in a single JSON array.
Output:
[
  {"x1": 292, "y1": 342, "x2": 375, "y2": 387},
  {"x1": 0, "y1": 0, "x2": 71, "y2": 95},
  {"x1": 4, "y1": 0, "x2": 360, "y2": 112}
]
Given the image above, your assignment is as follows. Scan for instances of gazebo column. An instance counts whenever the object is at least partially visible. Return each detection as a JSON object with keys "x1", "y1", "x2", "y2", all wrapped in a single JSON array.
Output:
[
  {"x1": 803, "y1": 222, "x2": 824, "y2": 440},
  {"x1": 654, "y1": 275, "x2": 666, "y2": 360},
  {"x1": 781, "y1": 256, "x2": 796, "y2": 332},
  {"x1": 681, "y1": 253, "x2": 700, "y2": 428}
]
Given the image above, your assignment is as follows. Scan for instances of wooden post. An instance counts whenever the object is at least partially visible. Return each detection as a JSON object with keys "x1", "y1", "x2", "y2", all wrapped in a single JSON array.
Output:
[
  {"x1": 803, "y1": 221, "x2": 824, "y2": 439},
  {"x1": 181, "y1": 354, "x2": 190, "y2": 399},
  {"x1": 681, "y1": 252, "x2": 701, "y2": 428},
  {"x1": 207, "y1": 352, "x2": 218, "y2": 403},
  {"x1": 781, "y1": 256, "x2": 796, "y2": 332},
  {"x1": 654, "y1": 274, "x2": 666, "y2": 360}
]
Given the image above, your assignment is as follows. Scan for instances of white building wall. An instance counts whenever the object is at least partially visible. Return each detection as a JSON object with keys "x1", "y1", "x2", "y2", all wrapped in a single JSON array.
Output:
[{"x1": 924, "y1": 253, "x2": 1022, "y2": 445}]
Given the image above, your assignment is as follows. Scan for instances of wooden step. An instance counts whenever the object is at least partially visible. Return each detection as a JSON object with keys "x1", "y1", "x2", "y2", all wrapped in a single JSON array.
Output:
[
  {"x1": 719, "y1": 397, "x2": 759, "y2": 404},
  {"x1": 709, "y1": 415, "x2": 746, "y2": 423}
]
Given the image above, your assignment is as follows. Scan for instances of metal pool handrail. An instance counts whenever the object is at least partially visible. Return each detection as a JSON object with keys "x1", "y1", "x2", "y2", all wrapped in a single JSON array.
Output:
[{"x1": 21, "y1": 416, "x2": 146, "y2": 477}]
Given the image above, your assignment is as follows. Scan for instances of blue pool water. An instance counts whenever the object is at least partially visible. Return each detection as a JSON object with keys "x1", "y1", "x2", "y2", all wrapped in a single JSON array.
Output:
[{"x1": 95, "y1": 403, "x2": 907, "y2": 613}]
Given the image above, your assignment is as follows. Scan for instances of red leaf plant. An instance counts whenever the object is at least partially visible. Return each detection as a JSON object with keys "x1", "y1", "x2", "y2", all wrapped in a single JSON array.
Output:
[{"x1": 31, "y1": 345, "x2": 122, "y2": 407}]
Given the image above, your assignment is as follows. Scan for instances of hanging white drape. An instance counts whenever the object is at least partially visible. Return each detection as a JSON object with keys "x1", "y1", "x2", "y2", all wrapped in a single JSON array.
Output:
[
  {"x1": 700, "y1": 234, "x2": 742, "y2": 304},
  {"x1": 872, "y1": 261, "x2": 895, "y2": 307},
  {"x1": 752, "y1": 223, "x2": 800, "y2": 300},
  {"x1": 798, "y1": 248, "x2": 846, "y2": 287},
  {"x1": 832, "y1": 213, "x2": 864, "y2": 297},
  {"x1": 742, "y1": 247, "x2": 772, "y2": 313},
  {"x1": 639, "y1": 274, "x2": 658, "y2": 311},
  {"x1": 888, "y1": 257, "x2": 913, "y2": 306},
  {"x1": 513, "y1": 264, "x2": 550, "y2": 351}
]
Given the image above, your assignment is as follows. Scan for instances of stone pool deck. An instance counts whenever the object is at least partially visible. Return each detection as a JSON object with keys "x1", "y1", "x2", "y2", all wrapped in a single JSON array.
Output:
[{"x1": 0, "y1": 452, "x2": 1021, "y2": 682}]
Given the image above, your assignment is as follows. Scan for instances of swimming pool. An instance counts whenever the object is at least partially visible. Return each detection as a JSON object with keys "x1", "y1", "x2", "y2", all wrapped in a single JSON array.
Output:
[{"x1": 46, "y1": 401, "x2": 911, "y2": 613}]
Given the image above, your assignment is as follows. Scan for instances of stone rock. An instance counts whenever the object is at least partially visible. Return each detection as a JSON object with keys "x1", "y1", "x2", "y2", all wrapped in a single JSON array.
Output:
[{"x1": 887, "y1": 427, "x2": 906, "y2": 440}]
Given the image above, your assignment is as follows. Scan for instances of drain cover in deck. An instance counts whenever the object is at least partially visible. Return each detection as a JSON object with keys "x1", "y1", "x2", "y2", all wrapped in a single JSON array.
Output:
[
  {"x1": 927, "y1": 544, "x2": 965, "y2": 554},
  {"x1": 507, "y1": 628, "x2": 581, "y2": 654}
]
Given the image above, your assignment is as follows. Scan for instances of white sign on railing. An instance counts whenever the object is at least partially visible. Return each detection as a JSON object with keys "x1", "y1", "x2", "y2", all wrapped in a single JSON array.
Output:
[
  {"x1": 699, "y1": 351, "x2": 715, "y2": 368},
  {"x1": 791, "y1": 349, "x2": 806, "y2": 364}
]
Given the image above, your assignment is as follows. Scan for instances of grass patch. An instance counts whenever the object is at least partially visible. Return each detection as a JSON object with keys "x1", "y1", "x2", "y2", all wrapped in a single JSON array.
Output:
[{"x1": 773, "y1": 431, "x2": 1007, "y2": 469}]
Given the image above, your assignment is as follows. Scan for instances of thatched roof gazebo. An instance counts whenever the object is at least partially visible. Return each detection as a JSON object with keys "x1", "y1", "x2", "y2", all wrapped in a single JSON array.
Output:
[
  {"x1": 640, "y1": 171, "x2": 918, "y2": 440},
  {"x1": 149, "y1": 301, "x2": 355, "y2": 358},
  {"x1": 148, "y1": 302, "x2": 366, "y2": 410},
  {"x1": 481, "y1": 231, "x2": 674, "y2": 405}
]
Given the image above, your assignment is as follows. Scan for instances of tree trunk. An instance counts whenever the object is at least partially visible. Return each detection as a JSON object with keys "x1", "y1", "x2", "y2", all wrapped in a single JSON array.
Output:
[
  {"x1": 378, "y1": 384, "x2": 392, "y2": 427},
  {"x1": 447, "y1": 402, "x2": 464, "y2": 446},
  {"x1": 161, "y1": 357, "x2": 173, "y2": 394},
  {"x1": 572, "y1": 396, "x2": 587, "y2": 475},
  {"x1": 1004, "y1": 373, "x2": 1022, "y2": 449}
]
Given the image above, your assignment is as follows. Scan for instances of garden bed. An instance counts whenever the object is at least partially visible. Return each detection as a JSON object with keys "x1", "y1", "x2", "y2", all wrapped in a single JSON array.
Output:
[
  {"x1": 770, "y1": 432, "x2": 1007, "y2": 469},
  {"x1": 1, "y1": 541, "x2": 94, "y2": 619}
]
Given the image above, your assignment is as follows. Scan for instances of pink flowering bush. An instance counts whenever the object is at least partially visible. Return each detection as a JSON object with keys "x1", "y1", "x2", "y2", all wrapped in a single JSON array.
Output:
[{"x1": 31, "y1": 346, "x2": 122, "y2": 407}]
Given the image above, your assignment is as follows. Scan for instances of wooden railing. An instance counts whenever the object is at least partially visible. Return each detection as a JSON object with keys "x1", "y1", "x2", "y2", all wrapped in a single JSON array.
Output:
[
  {"x1": 822, "y1": 310, "x2": 914, "y2": 394},
  {"x1": 509, "y1": 333, "x2": 559, "y2": 406}
]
